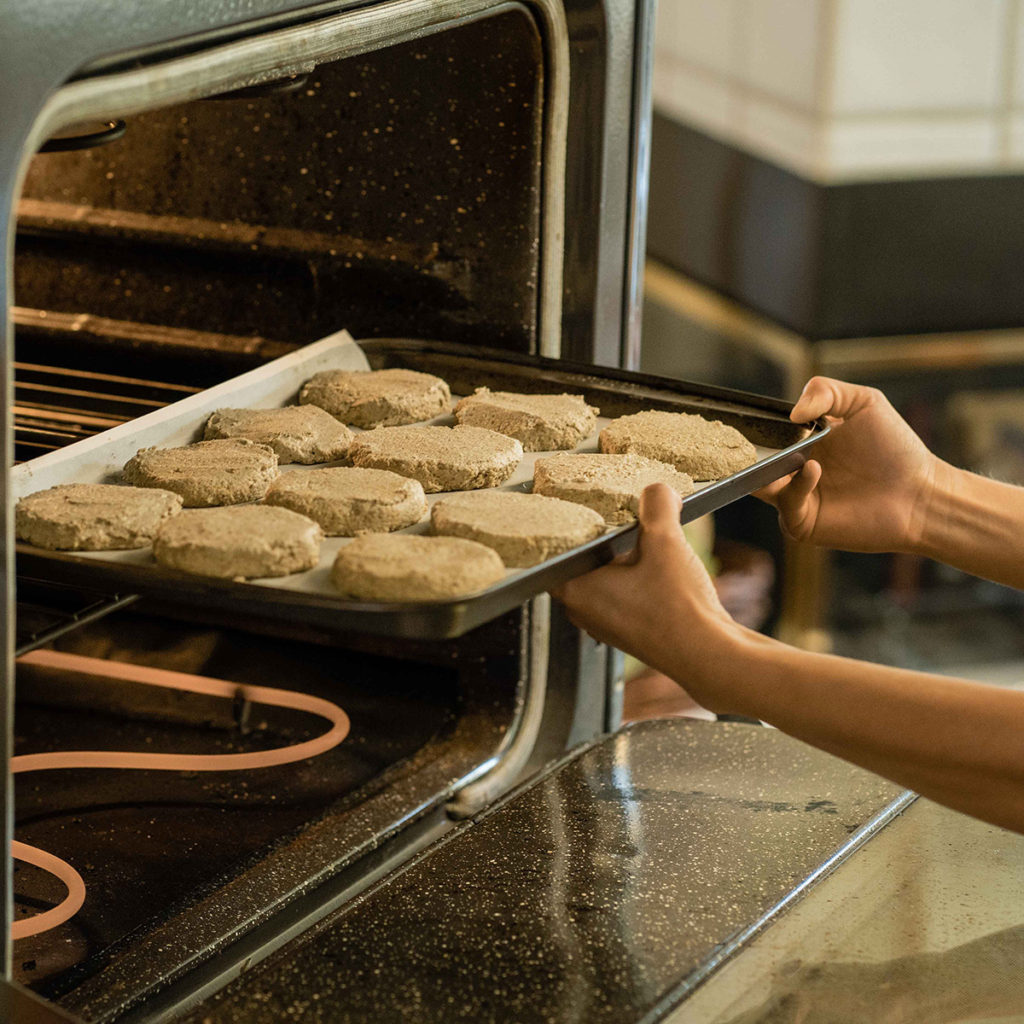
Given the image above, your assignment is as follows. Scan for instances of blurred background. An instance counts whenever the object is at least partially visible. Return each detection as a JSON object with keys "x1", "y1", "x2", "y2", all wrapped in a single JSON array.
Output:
[{"x1": 642, "y1": 0, "x2": 1024, "y2": 687}]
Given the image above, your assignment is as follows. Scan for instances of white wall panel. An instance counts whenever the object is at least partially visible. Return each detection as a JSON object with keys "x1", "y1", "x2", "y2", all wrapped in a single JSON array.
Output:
[
  {"x1": 830, "y1": 0, "x2": 1006, "y2": 114},
  {"x1": 737, "y1": 0, "x2": 824, "y2": 110}
]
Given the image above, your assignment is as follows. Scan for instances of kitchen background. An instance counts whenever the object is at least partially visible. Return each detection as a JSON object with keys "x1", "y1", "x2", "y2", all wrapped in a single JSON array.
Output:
[
  {"x1": 634, "y1": 8, "x2": 1024, "y2": 1014},
  {"x1": 643, "y1": 0, "x2": 1024, "y2": 680}
]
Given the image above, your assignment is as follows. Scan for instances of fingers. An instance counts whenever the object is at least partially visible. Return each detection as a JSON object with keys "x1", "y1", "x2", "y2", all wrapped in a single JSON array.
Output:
[
  {"x1": 791, "y1": 376, "x2": 877, "y2": 425},
  {"x1": 772, "y1": 460, "x2": 821, "y2": 537},
  {"x1": 636, "y1": 483, "x2": 684, "y2": 559},
  {"x1": 552, "y1": 491, "x2": 676, "y2": 604},
  {"x1": 752, "y1": 470, "x2": 796, "y2": 507}
]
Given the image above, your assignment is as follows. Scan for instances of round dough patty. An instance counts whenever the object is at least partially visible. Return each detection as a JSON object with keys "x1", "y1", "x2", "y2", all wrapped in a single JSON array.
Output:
[
  {"x1": 453, "y1": 388, "x2": 599, "y2": 451},
  {"x1": 264, "y1": 467, "x2": 427, "y2": 536},
  {"x1": 203, "y1": 405, "x2": 353, "y2": 464},
  {"x1": 533, "y1": 452, "x2": 695, "y2": 524},
  {"x1": 154, "y1": 505, "x2": 322, "y2": 579},
  {"x1": 331, "y1": 534, "x2": 504, "y2": 601},
  {"x1": 599, "y1": 410, "x2": 757, "y2": 480},
  {"x1": 431, "y1": 491, "x2": 605, "y2": 567},
  {"x1": 123, "y1": 438, "x2": 278, "y2": 507},
  {"x1": 348, "y1": 424, "x2": 523, "y2": 492},
  {"x1": 299, "y1": 368, "x2": 451, "y2": 427},
  {"x1": 16, "y1": 483, "x2": 183, "y2": 551}
]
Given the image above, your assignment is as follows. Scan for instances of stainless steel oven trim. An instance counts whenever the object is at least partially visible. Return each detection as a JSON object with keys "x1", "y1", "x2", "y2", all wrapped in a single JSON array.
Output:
[
  {"x1": 446, "y1": 593, "x2": 551, "y2": 818},
  {"x1": 622, "y1": 0, "x2": 654, "y2": 372}
]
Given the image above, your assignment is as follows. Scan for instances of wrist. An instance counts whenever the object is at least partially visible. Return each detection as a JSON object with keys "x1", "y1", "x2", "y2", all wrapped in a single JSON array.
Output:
[
  {"x1": 656, "y1": 617, "x2": 772, "y2": 716},
  {"x1": 908, "y1": 459, "x2": 962, "y2": 560}
]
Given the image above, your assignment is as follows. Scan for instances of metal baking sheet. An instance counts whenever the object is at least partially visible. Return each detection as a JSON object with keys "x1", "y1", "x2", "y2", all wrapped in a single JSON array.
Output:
[{"x1": 14, "y1": 332, "x2": 828, "y2": 639}]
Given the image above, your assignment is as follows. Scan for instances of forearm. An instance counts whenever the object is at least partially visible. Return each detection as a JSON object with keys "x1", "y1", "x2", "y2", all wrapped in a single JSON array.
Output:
[
  {"x1": 683, "y1": 630, "x2": 1024, "y2": 833},
  {"x1": 913, "y1": 462, "x2": 1024, "y2": 589}
]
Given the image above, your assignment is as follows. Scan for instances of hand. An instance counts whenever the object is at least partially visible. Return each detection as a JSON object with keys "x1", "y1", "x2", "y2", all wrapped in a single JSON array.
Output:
[
  {"x1": 551, "y1": 484, "x2": 743, "y2": 713},
  {"x1": 756, "y1": 377, "x2": 942, "y2": 554}
]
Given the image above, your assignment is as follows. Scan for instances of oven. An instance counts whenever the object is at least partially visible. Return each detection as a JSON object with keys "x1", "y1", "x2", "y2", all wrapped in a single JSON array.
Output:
[
  {"x1": 1, "y1": 0, "x2": 653, "y2": 1019},
  {"x1": 2, "y1": 3, "x2": 916, "y2": 1022}
]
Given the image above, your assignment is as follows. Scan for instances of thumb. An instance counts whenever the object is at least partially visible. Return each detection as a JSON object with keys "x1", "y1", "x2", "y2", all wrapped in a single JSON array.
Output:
[
  {"x1": 636, "y1": 483, "x2": 684, "y2": 560},
  {"x1": 773, "y1": 459, "x2": 822, "y2": 538}
]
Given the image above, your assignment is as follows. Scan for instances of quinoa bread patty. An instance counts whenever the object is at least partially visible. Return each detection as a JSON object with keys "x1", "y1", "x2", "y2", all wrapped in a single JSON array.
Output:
[
  {"x1": 263, "y1": 467, "x2": 427, "y2": 536},
  {"x1": 599, "y1": 410, "x2": 757, "y2": 480},
  {"x1": 330, "y1": 533, "x2": 505, "y2": 601},
  {"x1": 347, "y1": 424, "x2": 522, "y2": 492},
  {"x1": 453, "y1": 388, "x2": 599, "y2": 451},
  {"x1": 153, "y1": 505, "x2": 322, "y2": 579},
  {"x1": 123, "y1": 438, "x2": 279, "y2": 507},
  {"x1": 532, "y1": 452, "x2": 695, "y2": 524},
  {"x1": 203, "y1": 405, "x2": 353, "y2": 464},
  {"x1": 16, "y1": 483, "x2": 183, "y2": 551},
  {"x1": 430, "y1": 491, "x2": 605, "y2": 567},
  {"x1": 299, "y1": 368, "x2": 451, "y2": 428}
]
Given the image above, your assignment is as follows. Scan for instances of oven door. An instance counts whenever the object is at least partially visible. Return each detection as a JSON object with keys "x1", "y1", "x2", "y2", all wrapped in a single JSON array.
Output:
[{"x1": 167, "y1": 718, "x2": 909, "y2": 1023}]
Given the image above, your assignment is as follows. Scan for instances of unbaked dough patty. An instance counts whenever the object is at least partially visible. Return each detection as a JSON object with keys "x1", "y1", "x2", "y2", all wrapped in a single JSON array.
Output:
[
  {"x1": 203, "y1": 405, "x2": 353, "y2": 464},
  {"x1": 347, "y1": 424, "x2": 523, "y2": 492},
  {"x1": 16, "y1": 483, "x2": 183, "y2": 551},
  {"x1": 599, "y1": 410, "x2": 757, "y2": 480},
  {"x1": 264, "y1": 467, "x2": 427, "y2": 536},
  {"x1": 431, "y1": 491, "x2": 605, "y2": 567},
  {"x1": 453, "y1": 388, "x2": 599, "y2": 451},
  {"x1": 123, "y1": 438, "x2": 278, "y2": 507},
  {"x1": 331, "y1": 533, "x2": 505, "y2": 601},
  {"x1": 153, "y1": 505, "x2": 322, "y2": 579},
  {"x1": 533, "y1": 452, "x2": 695, "y2": 524},
  {"x1": 299, "y1": 368, "x2": 451, "y2": 427}
]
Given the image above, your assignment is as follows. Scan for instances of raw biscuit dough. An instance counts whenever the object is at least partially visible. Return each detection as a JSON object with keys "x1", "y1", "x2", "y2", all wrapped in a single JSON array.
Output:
[
  {"x1": 599, "y1": 410, "x2": 757, "y2": 480},
  {"x1": 16, "y1": 483, "x2": 183, "y2": 551},
  {"x1": 203, "y1": 405, "x2": 353, "y2": 464},
  {"x1": 431, "y1": 491, "x2": 606, "y2": 567},
  {"x1": 533, "y1": 452, "x2": 695, "y2": 524},
  {"x1": 348, "y1": 424, "x2": 522, "y2": 492},
  {"x1": 123, "y1": 438, "x2": 278, "y2": 507},
  {"x1": 264, "y1": 467, "x2": 427, "y2": 536},
  {"x1": 330, "y1": 533, "x2": 505, "y2": 601},
  {"x1": 453, "y1": 388, "x2": 599, "y2": 451},
  {"x1": 153, "y1": 505, "x2": 322, "y2": 579},
  {"x1": 299, "y1": 367, "x2": 451, "y2": 427}
]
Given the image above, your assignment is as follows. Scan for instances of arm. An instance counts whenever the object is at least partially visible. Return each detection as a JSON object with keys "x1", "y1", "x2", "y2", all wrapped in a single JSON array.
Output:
[
  {"x1": 554, "y1": 486, "x2": 1024, "y2": 834},
  {"x1": 757, "y1": 376, "x2": 1024, "y2": 588},
  {"x1": 914, "y1": 461, "x2": 1024, "y2": 590}
]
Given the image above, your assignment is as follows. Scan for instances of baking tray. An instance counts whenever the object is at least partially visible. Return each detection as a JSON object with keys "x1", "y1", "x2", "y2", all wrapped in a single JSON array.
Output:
[{"x1": 14, "y1": 332, "x2": 828, "y2": 639}]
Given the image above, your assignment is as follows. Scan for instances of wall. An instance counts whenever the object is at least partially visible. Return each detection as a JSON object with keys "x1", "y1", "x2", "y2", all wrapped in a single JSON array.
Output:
[
  {"x1": 653, "y1": 0, "x2": 1024, "y2": 183},
  {"x1": 647, "y1": 0, "x2": 1024, "y2": 338}
]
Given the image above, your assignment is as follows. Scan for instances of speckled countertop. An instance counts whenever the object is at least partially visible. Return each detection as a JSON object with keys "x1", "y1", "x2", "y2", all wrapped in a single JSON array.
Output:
[{"x1": 182, "y1": 720, "x2": 906, "y2": 1023}]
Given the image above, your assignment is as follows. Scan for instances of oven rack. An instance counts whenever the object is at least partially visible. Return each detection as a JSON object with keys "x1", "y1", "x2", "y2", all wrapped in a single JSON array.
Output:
[
  {"x1": 13, "y1": 357, "x2": 201, "y2": 464},
  {"x1": 13, "y1": 329, "x2": 205, "y2": 655},
  {"x1": 15, "y1": 580, "x2": 137, "y2": 657}
]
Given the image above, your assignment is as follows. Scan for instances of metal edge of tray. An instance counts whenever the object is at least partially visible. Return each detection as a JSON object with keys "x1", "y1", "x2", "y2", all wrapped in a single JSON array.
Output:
[{"x1": 14, "y1": 340, "x2": 828, "y2": 641}]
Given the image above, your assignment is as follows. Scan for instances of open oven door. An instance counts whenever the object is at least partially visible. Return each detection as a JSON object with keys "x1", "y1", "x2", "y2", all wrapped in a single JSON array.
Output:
[{"x1": 162, "y1": 718, "x2": 910, "y2": 1023}]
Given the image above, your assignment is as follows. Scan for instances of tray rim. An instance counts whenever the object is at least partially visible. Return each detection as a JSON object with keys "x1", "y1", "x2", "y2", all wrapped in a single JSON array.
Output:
[{"x1": 15, "y1": 338, "x2": 829, "y2": 640}]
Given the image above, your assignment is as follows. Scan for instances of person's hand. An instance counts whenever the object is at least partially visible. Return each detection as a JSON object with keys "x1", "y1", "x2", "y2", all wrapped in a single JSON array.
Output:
[
  {"x1": 551, "y1": 483, "x2": 743, "y2": 713},
  {"x1": 756, "y1": 376, "x2": 943, "y2": 554}
]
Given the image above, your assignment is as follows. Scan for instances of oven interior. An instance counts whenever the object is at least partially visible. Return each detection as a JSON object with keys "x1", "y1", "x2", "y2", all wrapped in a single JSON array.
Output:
[
  {"x1": 10, "y1": 12, "x2": 571, "y2": 1018},
  {"x1": 16, "y1": 10, "x2": 545, "y2": 354}
]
